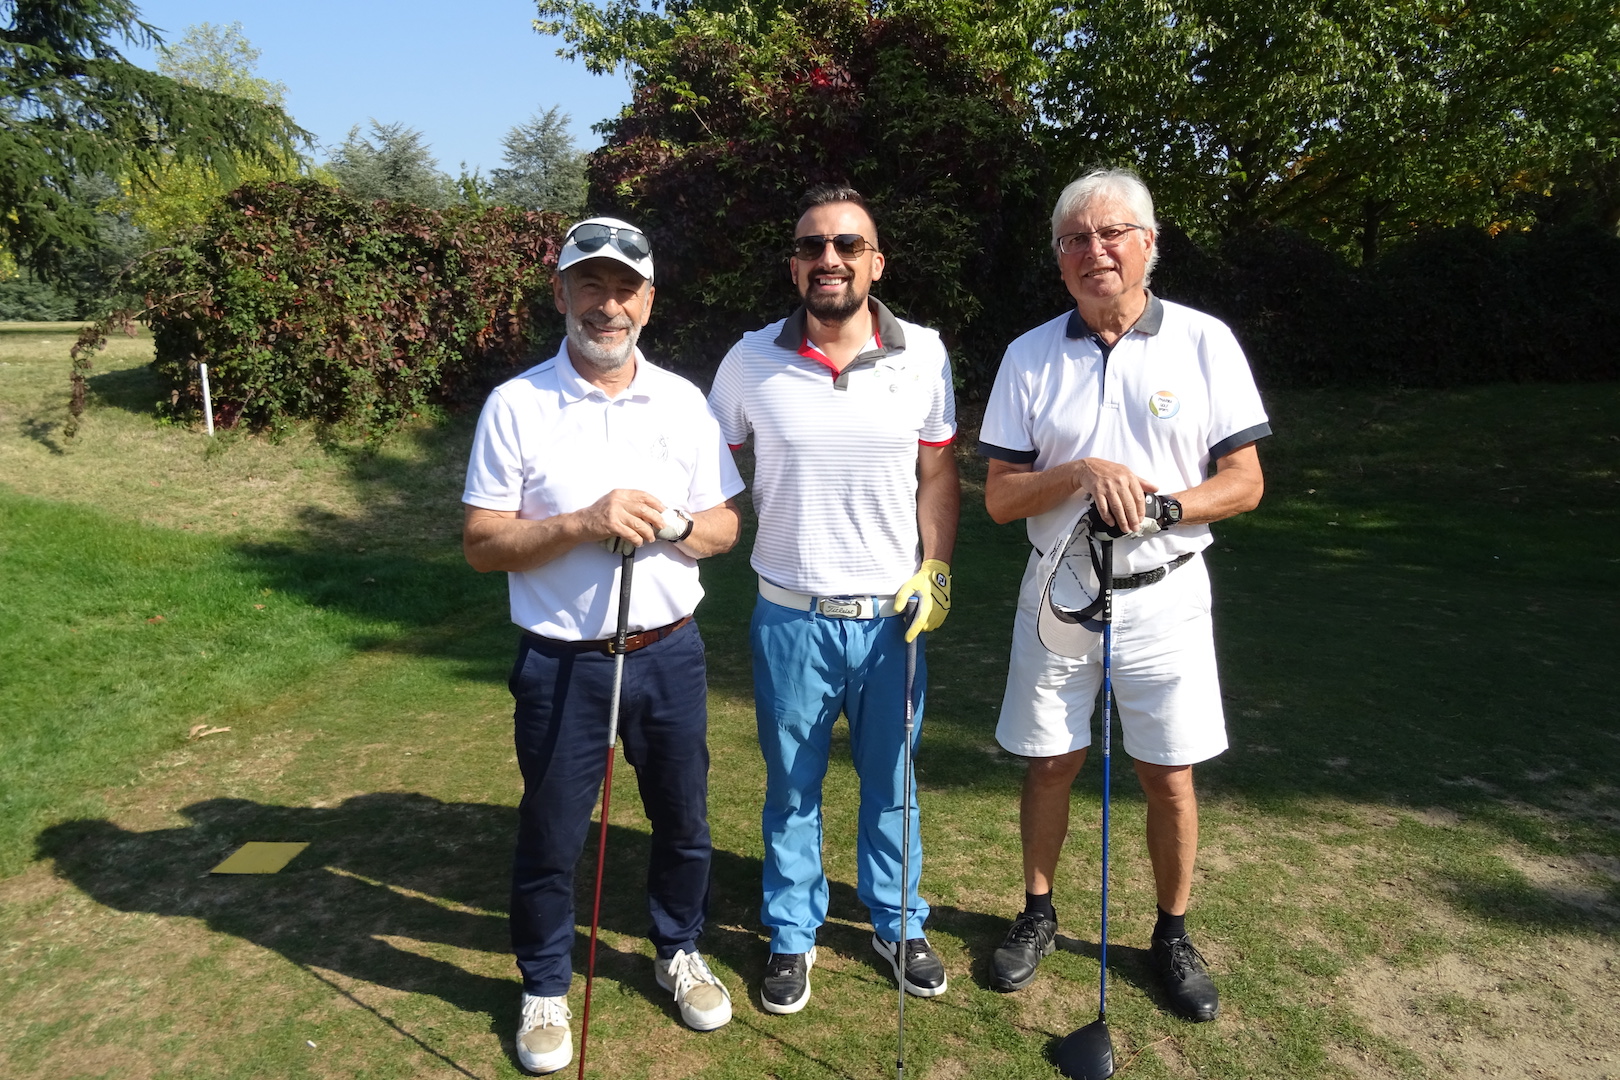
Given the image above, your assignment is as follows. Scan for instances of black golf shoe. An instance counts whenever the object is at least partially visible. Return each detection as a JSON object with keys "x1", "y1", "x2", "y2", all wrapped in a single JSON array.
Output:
[
  {"x1": 1151, "y1": 934, "x2": 1219, "y2": 1022},
  {"x1": 872, "y1": 934, "x2": 949, "y2": 997},
  {"x1": 990, "y1": 911, "x2": 1058, "y2": 991},
  {"x1": 760, "y1": 947, "x2": 815, "y2": 1015}
]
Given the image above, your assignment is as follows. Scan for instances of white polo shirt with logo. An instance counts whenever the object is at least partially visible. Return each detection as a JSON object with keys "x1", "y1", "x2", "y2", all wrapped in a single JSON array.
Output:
[
  {"x1": 707, "y1": 299, "x2": 956, "y2": 596},
  {"x1": 463, "y1": 344, "x2": 745, "y2": 640},
  {"x1": 979, "y1": 294, "x2": 1270, "y2": 574}
]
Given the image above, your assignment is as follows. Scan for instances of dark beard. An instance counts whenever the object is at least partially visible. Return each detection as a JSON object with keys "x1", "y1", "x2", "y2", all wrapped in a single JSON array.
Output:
[{"x1": 803, "y1": 281, "x2": 866, "y2": 323}]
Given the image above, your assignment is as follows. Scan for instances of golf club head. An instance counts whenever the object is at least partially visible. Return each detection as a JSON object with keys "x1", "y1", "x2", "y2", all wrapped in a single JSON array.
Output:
[{"x1": 1054, "y1": 1015, "x2": 1115, "y2": 1079}]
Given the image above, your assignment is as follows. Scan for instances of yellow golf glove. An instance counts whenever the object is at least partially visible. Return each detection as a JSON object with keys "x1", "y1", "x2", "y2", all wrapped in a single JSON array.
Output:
[{"x1": 894, "y1": 559, "x2": 951, "y2": 643}]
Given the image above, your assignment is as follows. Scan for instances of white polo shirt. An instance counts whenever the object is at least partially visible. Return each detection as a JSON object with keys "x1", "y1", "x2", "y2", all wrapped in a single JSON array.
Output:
[
  {"x1": 707, "y1": 300, "x2": 956, "y2": 596},
  {"x1": 979, "y1": 294, "x2": 1270, "y2": 574},
  {"x1": 463, "y1": 345, "x2": 745, "y2": 639}
]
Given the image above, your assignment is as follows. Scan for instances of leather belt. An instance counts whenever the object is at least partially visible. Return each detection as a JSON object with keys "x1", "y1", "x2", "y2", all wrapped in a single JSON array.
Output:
[
  {"x1": 524, "y1": 615, "x2": 692, "y2": 656},
  {"x1": 758, "y1": 576, "x2": 900, "y2": 619},
  {"x1": 1112, "y1": 551, "x2": 1194, "y2": 589}
]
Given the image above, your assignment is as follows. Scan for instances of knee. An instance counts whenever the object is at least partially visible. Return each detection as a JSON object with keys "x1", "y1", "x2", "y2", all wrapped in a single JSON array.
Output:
[
  {"x1": 1025, "y1": 750, "x2": 1086, "y2": 790},
  {"x1": 1136, "y1": 763, "x2": 1196, "y2": 809}
]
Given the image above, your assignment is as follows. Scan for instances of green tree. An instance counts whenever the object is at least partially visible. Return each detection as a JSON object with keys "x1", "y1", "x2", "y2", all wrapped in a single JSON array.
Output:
[
  {"x1": 543, "y1": 0, "x2": 1052, "y2": 386},
  {"x1": 0, "y1": 0, "x2": 306, "y2": 280},
  {"x1": 122, "y1": 20, "x2": 308, "y2": 237},
  {"x1": 489, "y1": 106, "x2": 587, "y2": 217},
  {"x1": 1036, "y1": 0, "x2": 1618, "y2": 258},
  {"x1": 326, "y1": 120, "x2": 453, "y2": 208}
]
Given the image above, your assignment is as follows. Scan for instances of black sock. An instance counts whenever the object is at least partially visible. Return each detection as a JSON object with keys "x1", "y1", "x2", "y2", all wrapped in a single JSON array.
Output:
[
  {"x1": 1153, "y1": 907, "x2": 1186, "y2": 941},
  {"x1": 1024, "y1": 891, "x2": 1056, "y2": 921}
]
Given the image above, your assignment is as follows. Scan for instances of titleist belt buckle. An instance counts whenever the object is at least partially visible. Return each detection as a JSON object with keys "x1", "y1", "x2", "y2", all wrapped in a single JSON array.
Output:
[{"x1": 817, "y1": 597, "x2": 865, "y2": 619}]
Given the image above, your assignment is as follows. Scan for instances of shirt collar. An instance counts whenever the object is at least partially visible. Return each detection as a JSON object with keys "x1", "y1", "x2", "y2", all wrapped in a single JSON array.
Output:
[
  {"x1": 774, "y1": 297, "x2": 909, "y2": 357},
  {"x1": 1065, "y1": 291, "x2": 1164, "y2": 340},
  {"x1": 553, "y1": 342, "x2": 652, "y2": 403}
]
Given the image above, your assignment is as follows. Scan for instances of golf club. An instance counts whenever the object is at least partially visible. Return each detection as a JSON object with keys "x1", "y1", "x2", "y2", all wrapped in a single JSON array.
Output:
[
  {"x1": 1055, "y1": 533, "x2": 1115, "y2": 1080},
  {"x1": 577, "y1": 548, "x2": 635, "y2": 1080},
  {"x1": 896, "y1": 595, "x2": 920, "y2": 1080}
]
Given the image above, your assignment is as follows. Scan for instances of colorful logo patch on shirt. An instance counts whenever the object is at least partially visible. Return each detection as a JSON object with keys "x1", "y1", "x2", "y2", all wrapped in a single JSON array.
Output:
[{"x1": 1148, "y1": 390, "x2": 1180, "y2": 418}]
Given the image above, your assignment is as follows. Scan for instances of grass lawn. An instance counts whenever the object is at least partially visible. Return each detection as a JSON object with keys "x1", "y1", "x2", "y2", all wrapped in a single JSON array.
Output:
[{"x1": 1, "y1": 321, "x2": 1617, "y2": 1080}]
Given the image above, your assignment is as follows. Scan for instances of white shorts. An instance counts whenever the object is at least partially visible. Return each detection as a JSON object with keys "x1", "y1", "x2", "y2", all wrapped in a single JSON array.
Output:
[{"x1": 995, "y1": 548, "x2": 1228, "y2": 766}]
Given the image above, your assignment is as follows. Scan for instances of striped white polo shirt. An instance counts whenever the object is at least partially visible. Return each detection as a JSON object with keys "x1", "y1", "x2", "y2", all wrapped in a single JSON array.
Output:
[{"x1": 708, "y1": 299, "x2": 956, "y2": 596}]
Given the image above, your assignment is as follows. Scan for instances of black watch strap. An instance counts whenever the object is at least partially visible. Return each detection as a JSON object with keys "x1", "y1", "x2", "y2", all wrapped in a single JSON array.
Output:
[{"x1": 1158, "y1": 495, "x2": 1183, "y2": 528}]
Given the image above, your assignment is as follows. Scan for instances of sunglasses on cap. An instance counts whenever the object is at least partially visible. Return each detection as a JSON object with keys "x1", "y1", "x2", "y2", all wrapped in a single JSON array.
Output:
[
  {"x1": 792, "y1": 233, "x2": 877, "y2": 261},
  {"x1": 566, "y1": 222, "x2": 651, "y2": 262}
]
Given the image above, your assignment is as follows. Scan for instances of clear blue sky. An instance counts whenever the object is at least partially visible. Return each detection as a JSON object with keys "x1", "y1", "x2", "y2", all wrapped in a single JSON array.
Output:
[{"x1": 127, "y1": 0, "x2": 634, "y2": 175}]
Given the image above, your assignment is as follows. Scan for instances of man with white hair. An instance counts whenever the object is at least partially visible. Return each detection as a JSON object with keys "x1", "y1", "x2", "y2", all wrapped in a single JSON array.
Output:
[
  {"x1": 977, "y1": 169, "x2": 1269, "y2": 1021},
  {"x1": 463, "y1": 217, "x2": 744, "y2": 1072}
]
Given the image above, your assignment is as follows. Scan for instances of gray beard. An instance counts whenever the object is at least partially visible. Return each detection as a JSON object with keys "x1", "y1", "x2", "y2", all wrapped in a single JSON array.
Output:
[
  {"x1": 803, "y1": 280, "x2": 866, "y2": 323},
  {"x1": 566, "y1": 311, "x2": 640, "y2": 373}
]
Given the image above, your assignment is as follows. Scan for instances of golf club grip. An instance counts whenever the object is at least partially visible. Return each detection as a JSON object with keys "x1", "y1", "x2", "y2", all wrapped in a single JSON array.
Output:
[{"x1": 613, "y1": 551, "x2": 634, "y2": 652}]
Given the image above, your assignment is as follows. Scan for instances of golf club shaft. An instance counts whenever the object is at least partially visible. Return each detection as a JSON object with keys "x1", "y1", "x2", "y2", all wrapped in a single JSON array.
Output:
[
  {"x1": 898, "y1": 595, "x2": 919, "y2": 1080},
  {"x1": 578, "y1": 551, "x2": 635, "y2": 1080},
  {"x1": 1098, "y1": 538, "x2": 1112, "y2": 1023}
]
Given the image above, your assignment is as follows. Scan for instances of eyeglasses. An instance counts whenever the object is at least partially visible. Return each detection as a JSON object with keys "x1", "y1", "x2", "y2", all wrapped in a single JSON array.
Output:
[
  {"x1": 566, "y1": 223, "x2": 651, "y2": 262},
  {"x1": 792, "y1": 233, "x2": 877, "y2": 261},
  {"x1": 1056, "y1": 223, "x2": 1145, "y2": 254}
]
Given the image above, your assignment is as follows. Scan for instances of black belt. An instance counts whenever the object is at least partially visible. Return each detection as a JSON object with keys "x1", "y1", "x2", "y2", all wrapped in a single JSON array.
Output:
[
  {"x1": 1112, "y1": 551, "x2": 1193, "y2": 589},
  {"x1": 524, "y1": 615, "x2": 692, "y2": 656},
  {"x1": 1032, "y1": 547, "x2": 1194, "y2": 590}
]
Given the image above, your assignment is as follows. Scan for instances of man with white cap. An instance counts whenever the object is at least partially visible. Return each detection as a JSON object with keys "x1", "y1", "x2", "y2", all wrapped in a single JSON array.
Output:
[
  {"x1": 978, "y1": 169, "x2": 1268, "y2": 1022},
  {"x1": 463, "y1": 217, "x2": 745, "y2": 1072}
]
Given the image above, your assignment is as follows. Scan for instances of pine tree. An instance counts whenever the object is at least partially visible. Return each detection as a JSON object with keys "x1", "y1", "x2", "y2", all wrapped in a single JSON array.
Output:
[{"x1": 0, "y1": 0, "x2": 307, "y2": 280}]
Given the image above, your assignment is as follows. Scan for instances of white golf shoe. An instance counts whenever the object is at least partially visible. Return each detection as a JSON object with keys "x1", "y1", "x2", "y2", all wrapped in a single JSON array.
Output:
[
  {"x1": 654, "y1": 948, "x2": 734, "y2": 1031},
  {"x1": 516, "y1": 993, "x2": 573, "y2": 1074}
]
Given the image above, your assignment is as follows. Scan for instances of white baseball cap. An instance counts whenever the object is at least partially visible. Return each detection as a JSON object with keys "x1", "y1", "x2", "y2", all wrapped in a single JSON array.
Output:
[
  {"x1": 1036, "y1": 505, "x2": 1108, "y2": 659},
  {"x1": 557, "y1": 217, "x2": 655, "y2": 282}
]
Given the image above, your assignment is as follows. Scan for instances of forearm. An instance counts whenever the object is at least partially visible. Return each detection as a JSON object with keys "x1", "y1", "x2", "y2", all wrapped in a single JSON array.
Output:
[
  {"x1": 985, "y1": 458, "x2": 1086, "y2": 524},
  {"x1": 463, "y1": 506, "x2": 588, "y2": 573},
  {"x1": 1165, "y1": 445, "x2": 1263, "y2": 526},
  {"x1": 916, "y1": 445, "x2": 960, "y2": 564},
  {"x1": 677, "y1": 499, "x2": 741, "y2": 558}
]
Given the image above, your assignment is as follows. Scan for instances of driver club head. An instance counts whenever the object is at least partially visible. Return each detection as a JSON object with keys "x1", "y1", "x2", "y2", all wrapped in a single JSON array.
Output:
[{"x1": 1054, "y1": 1015, "x2": 1115, "y2": 1079}]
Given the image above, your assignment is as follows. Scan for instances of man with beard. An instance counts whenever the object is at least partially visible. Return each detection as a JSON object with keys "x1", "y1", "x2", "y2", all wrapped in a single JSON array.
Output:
[
  {"x1": 707, "y1": 185, "x2": 961, "y2": 1014},
  {"x1": 463, "y1": 217, "x2": 745, "y2": 1073}
]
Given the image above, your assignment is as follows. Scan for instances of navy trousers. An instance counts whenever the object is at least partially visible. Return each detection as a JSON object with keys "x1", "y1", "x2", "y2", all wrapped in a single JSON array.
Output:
[{"x1": 508, "y1": 620, "x2": 712, "y2": 996}]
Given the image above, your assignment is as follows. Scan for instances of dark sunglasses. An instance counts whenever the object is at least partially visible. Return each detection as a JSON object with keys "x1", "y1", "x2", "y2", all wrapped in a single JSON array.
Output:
[
  {"x1": 566, "y1": 223, "x2": 651, "y2": 262},
  {"x1": 792, "y1": 233, "x2": 876, "y2": 260}
]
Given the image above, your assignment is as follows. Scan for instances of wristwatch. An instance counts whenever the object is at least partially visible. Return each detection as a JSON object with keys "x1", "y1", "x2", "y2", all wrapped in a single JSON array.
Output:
[{"x1": 1155, "y1": 494, "x2": 1183, "y2": 529}]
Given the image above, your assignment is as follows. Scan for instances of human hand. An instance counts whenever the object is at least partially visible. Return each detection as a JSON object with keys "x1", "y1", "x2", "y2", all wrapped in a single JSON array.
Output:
[
  {"x1": 581, "y1": 488, "x2": 664, "y2": 555},
  {"x1": 893, "y1": 560, "x2": 951, "y2": 643},
  {"x1": 1077, "y1": 459, "x2": 1158, "y2": 534}
]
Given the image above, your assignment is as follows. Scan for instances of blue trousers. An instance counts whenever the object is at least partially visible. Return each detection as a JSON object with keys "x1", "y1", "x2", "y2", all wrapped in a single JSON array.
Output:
[
  {"x1": 509, "y1": 621, "x2": 712, "y2": 996},
  {"x1": 752, "y1": 596, "x2": 930, "y2": 953}
]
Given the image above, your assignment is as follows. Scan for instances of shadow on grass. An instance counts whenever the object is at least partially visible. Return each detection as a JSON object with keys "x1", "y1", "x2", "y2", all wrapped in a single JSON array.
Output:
[
  {"x1": 37, "y1": 792, "x2": 1039, "y2": 1078},
  {"x1": 86, "y1": 363, "x2": 165, "y2": 415}
]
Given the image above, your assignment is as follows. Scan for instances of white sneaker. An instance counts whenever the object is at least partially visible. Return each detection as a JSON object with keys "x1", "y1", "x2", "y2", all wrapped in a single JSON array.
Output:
[
  {"x1": 516, "y1": 993, "x2": 572, "y2": 1074},
  {"x1": 654, "y1": 948, "x2": 734, "y2": 1031}
]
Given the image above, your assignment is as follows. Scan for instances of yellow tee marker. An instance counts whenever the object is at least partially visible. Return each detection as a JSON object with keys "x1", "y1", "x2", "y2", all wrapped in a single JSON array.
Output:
[{"x1": 210, "y1": 842, "x2": 309, "y2": 874}]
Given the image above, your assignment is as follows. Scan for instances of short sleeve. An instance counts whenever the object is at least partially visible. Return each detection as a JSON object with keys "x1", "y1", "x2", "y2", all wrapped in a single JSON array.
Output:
[
  {"x1": 685, "y1": 399, "x2": 746, "y2": 512},
  {"x1": 462, "y1": 388, "x2": 525, "y2": 511},
  {"x1": 1204, "y1": 326, "x2": 1271, "y2": 462},
  {"x1": 978, "y1": 346, "x2": 1038, "y2": 462},
  {"x1": 919, "y1": 347, "x2": 957, "y2": 445},
  {"x1": 706, "y1": 349, "x2": 751, "y2": 449}
]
